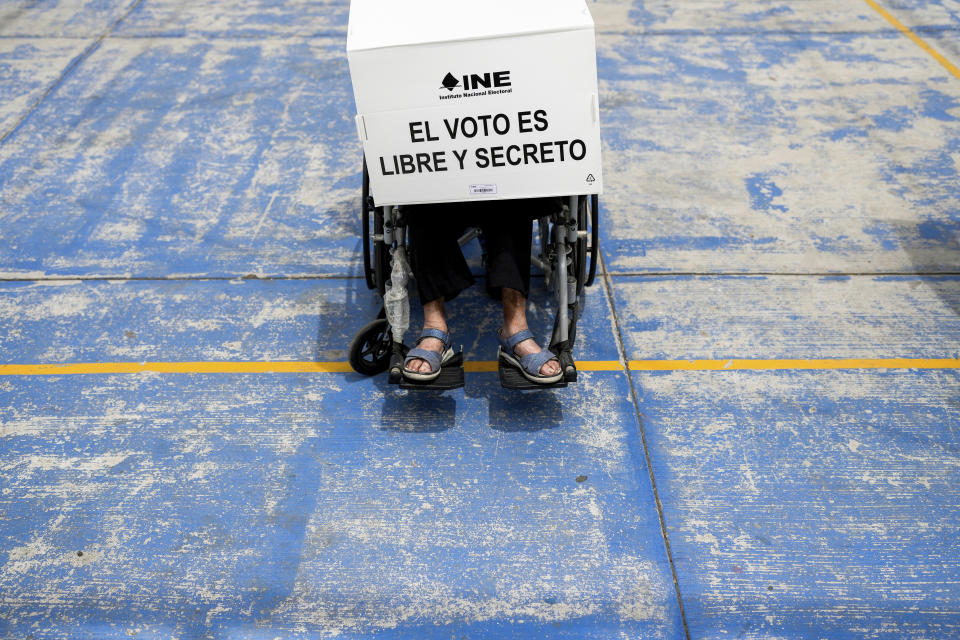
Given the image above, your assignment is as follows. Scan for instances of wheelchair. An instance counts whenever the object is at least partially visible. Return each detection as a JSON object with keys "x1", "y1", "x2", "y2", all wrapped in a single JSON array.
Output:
[{"x1": 348, "y1": 157, "x2": 600, "y2": 390}]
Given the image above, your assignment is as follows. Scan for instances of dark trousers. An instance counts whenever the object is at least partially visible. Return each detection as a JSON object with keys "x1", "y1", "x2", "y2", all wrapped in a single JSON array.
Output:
[{"x1": 406, "y1": 197, "x2": 560, "y2": 304}]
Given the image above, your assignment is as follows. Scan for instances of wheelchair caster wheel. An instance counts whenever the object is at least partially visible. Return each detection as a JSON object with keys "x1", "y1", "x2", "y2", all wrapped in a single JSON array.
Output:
[{"x1": 349, "y1": 319, "x2": 392, "y2": 375}]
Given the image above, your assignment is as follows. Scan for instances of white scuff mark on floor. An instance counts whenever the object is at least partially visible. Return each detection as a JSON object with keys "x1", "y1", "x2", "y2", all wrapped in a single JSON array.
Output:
[
  {"x1": 587, "y1": 495, "x2": 603, "y2": 519},
  {"x1": 694, "y1": 533, "x2": 719, "y2": 545},
  {"x1": 702, "y1": 418, "x2": 734, "y2": 437},
  {"x1": 36, "y1": 344, "x2": 79, "y2": 362},
  {"x1": 90, "y1": 220, "x2": 145, "y2": 244},
  {"x1": 178, "y1": 318, "x2": 226, "y2": 332},
  {"x1": 739, "y1": 464, "x2": 759, "y2": 493},
  {"x1": 10, "y1": 292, "x2": 95, "y2": 320},
  {"x1": 20, "y1": 279, "x2": 84, "y2": 288},
  {"x1": 0, "y1": 271, "x2": 50, "y2": 280},
  {"x1": 7, "y1": 451, "x2": 133, "y2": 473},
  {"x1": 204, "y1": 603, "x2": 231, "y2": 627},
  {"x1": 250, "y1": 299, "x2": 314, "y2": 328},
  {"x1": 187, "y1": 460, "x2": 218, "y2": 481},
  {"x1": 249, "y1": 192, "x2": 278, "y2": 246},
  {"x1": 2, "y1": 540, "x2": 53, "y2": 576}
]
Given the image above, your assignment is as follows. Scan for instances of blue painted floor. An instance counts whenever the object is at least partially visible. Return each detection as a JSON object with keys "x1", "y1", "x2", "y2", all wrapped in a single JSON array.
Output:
[{"x1": 2, "y1": 0, "x2": 960, "y2": 638}]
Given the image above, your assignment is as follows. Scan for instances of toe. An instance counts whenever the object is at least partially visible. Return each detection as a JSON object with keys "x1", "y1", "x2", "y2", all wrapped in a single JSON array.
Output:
[{"x1": 540, "y1": 360, "x2": 560, "y2": 376}]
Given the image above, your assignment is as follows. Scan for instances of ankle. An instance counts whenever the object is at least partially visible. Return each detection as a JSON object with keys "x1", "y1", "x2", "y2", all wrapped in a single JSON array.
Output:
[
  {"x1": 503, "y1": 320, "x2": 528, "y2": 336},
  {"x1": 424, "y1": 320, "x2": 448, "y2": 333}
]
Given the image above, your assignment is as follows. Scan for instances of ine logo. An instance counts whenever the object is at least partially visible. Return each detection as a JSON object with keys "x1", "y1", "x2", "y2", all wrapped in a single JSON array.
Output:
[
  {"x1": 440, "y1": 72, "x2": 460, "y2": 91},
  {"x1": 439, "y1": 70, "x2": 512, "y2": 98}
]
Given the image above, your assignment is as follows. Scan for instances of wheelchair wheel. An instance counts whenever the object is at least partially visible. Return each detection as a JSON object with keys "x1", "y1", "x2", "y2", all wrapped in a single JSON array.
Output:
[
  {"x1": 373, "y1": 207, "x2": 389, "y2": 296},
  {"x1": 538, "y1": 217, "x2": 552, "y2": 286},
  {"x1": 575, "y1": 196, "x2": 588, "y2": 295},
  {"x1": 362, "y1": 158, "x2": 375, "y2": 290},
  {"x1": 349, "y1": 318, "x2": 392, "y2": 375},
  {"x1": 362, "y1": 158, "x2": 390, "y2": 293},
  {"x1": 586, "y1": 194, "x2": 599, "y2": 287}
]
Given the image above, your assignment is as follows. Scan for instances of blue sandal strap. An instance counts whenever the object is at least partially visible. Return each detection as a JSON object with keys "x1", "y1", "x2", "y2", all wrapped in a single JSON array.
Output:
[
  {"x1": 404, "y1": 347, "x2": 442, "y2": 372},
  {"x1": 417, "y1": 328, "x2": 450, "y2": 348},
  {"x1": 500, "y1": 328, "x2": 535, "y2": 352},
  {"x1": 520, "y1": 349, "x2": 558, "y2": 376}
]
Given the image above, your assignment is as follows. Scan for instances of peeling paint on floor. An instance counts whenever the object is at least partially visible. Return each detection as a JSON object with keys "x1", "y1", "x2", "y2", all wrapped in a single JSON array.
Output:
[{"x1": 2, "y1": 0, "x2": 960, "y2": 638}]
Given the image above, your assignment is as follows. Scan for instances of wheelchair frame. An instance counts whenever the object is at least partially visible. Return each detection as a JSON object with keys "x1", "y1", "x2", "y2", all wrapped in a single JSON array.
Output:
[{"x1": 349, "y1": 156, "x2": 600, "y2": 388}]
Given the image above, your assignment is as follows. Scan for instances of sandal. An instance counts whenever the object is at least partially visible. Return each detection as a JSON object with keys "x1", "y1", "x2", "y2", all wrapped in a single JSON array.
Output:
[
  {"x1": 403, "y1": 328, "x2": 454, "y2": 382},
  {"x1": 498, "y1": 328, "x2": 563, "y2": 384}
]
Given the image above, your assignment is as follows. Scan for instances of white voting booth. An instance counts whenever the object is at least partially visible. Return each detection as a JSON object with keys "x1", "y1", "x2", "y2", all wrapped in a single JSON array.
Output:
[
  {"x1": 347, "y1": 0, "x2": 603, "y2": 206},
  {"x1": 345, "y1": 0, "x2": 602, "y2": 389}
]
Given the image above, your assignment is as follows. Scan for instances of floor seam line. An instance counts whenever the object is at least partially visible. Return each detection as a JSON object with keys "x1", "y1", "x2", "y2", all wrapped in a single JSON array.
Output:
[
  {"x1": 4, "y1": 271, "x2": 959, "y2": 283},
  {"x1": 7, "y1": 27, "x2": 960, "y2": 39},
  {"x1": 599, "y1": 249, "x2": 692, "y2": 640},
  {"x1": 0, "y1": 273, "x2": 550, "y2": 283},
  {"x1": 0, "y1": 275, "x2": 369, "y2": 283},
  {"x1": 605, "y1": 271, "x2": 960, "y2": 278}
]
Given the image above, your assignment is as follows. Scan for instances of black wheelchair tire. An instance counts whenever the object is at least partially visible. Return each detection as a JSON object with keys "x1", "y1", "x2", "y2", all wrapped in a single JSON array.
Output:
[
  {"x1": 373, "y1": 208, "x2": 389, "y2": 296},
  {"x1": 575, "y1": 196, "x2": 588, "y2": 295},
  {"x1": 349, "y1": 318, "x2": 392, "y2": 375},
  {"x1": 585, "y1": 194, "x2": 599, "y2": 287},
  {"x1": 362, "y1": 158, "x2": 376, "y2": 290}
]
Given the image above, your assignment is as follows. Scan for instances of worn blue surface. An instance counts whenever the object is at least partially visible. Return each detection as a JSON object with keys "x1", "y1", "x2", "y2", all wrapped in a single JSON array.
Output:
[
  {"x1": 0, "y1": 35, "x2": 361, "y2": 278},
  {"x1": 115, "y1": 0, "x2": 349, "y2": 37},
  {"x1": 633, "y1": 368, "x2": 960, "y2": 639},
  {"x1": 611, "y1": 270, "x2": 960, "y2": 637},
  {"x1": 597, "y1": 28, "x2": 960, "y2": 274},
  {"x1": 2, "y1": 0, "x2": 960, "y2": 638},
  {"x1": 0, "y1": 275, "x2": 620, "y2": 364},
  {"x1": 0, "y1": 371, "x2": 683, "y2": 639},
  {"x1": 0, "y1": 39, "x2": 91, "y2": 136},
  {"x1": 0, "y1": 0, "x2": 134, "y2": 37},
  {"x1": 611, "y1": 274, "x2": 960, "y2": 360}
]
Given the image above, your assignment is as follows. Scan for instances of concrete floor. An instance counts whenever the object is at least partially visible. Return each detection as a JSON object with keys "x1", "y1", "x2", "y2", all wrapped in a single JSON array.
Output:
[{"x1": 1, "y1": 0, "x2": 959, "y2": 638}]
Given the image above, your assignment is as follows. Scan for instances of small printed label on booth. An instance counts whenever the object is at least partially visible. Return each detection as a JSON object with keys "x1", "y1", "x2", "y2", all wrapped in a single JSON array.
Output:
[{"x1": 469, "y1": 184, "x2": 498, "y2": 195}]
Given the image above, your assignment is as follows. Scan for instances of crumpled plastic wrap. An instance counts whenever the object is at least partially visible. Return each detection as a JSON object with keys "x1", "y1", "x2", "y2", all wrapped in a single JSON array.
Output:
[{"x1": 383, "y1": 246, "x2": 410, "y2": 344}]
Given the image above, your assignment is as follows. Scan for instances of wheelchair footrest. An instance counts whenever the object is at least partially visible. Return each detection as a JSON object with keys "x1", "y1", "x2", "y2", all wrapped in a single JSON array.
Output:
[
  {"x1": 498, "y1": 356, "x2": 569, "y2": 390},
  {"x1": 396, "y1": 351, "x2": 465, "y2": 391}
]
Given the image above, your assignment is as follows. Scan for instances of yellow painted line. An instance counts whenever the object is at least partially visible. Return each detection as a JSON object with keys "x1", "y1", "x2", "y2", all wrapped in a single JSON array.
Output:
[
  {"x1": 573, "y1": 360, "x2": 626, "y2": 371},
  {"x1": 864, "y1": 0, "x2": 960, "y2": 80},
  {"x1": 463, "y1": 361, "x2": 499, "y2": 373},
  {"x1": 0, "y1": 361, "x2": 355, "y2": 376},
  {"x1": 464, "y1": 360, "x2": 623, "y2": 372},
  {"x1": 628, "y1": 358, "x2": 960, "y2": 371},
  {"x1": 0, "y1": 358, "x2": 958, "y2": 376}
]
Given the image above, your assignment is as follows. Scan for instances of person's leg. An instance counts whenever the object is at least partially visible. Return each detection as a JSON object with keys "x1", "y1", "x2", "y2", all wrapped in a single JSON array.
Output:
[
  {"x1": 480, "y1": 198, "x2": 561, "y2": 377},
  {"x1": 477, "y1": 203, "x2": 533, "y2": 301},
  {"x1": 501, "y1": 287, "x2": 561, "y2": 377},
  {"x1": 406, "y1": 203, "x2": 475, "y2": 304},
  {"x1": 404, "y1": 204, "x2": 471, "y2": 374}
]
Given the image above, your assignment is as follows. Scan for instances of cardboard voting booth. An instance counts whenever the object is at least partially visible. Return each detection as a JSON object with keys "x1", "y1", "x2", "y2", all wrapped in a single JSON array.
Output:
[{"x1": 346, "y1": 0, "x2": 603, "y2": 206}]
